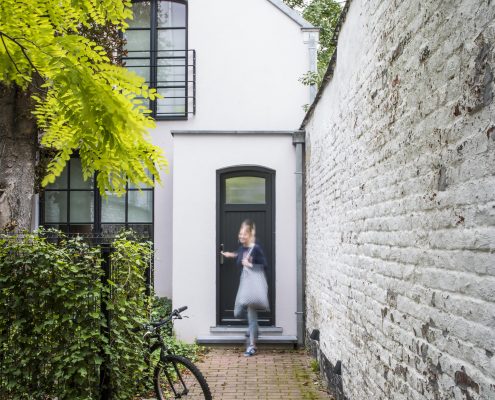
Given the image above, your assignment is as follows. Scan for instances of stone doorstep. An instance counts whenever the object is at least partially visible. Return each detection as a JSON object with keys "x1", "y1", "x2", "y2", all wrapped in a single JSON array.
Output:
[
  {"x1": 196, "y1": 334, "x2": 298, "y2": 345},
  {"x1": 209, "y1": 326, "x2": 284, "y2": 335},
  {"x1": 197, "y1": 325, "x2": 297, "y2": 346}
]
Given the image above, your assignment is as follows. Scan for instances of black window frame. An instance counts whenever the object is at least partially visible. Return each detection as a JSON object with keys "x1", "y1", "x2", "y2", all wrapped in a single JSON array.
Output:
[
  {"x1": 40, "y1": 158, "x2": 154, "y2": 240},
  {"x1": 124, "y1": 0, "x2": 190, "y2": 121}
]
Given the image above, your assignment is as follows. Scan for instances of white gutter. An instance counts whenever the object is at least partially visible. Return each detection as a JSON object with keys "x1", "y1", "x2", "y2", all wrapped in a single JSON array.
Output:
[{"x1": 293, "y1": 130, "x2": 305, "y2": 347}]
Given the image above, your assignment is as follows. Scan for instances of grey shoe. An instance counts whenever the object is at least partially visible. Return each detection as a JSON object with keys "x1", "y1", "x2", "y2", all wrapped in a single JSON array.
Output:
[{"x1": 244, "y1": 346, "x2": 257, "y2": 357}]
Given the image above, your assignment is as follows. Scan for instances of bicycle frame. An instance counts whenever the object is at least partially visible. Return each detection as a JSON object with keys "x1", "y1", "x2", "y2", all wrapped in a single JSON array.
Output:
[{"x1": 141, "y1": 306, "x2": 212, "y2": 400}]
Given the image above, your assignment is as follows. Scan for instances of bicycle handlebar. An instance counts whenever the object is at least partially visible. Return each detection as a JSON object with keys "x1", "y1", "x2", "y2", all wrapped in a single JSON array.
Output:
[
  {"x1": 148, "y1": 306, "x2": 188, "y2": 330},
  {"x1": 131, "y1": 306, "x2": 188, "y2": 332}
]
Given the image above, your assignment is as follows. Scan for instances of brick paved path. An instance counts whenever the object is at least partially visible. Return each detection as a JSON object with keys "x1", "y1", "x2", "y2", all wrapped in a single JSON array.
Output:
[{"x1": 196, "y1": 347, "x2": 332, "y2": 400}]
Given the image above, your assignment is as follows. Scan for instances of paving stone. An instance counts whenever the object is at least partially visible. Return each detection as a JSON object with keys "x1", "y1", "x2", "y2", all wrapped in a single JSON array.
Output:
[{"x1": 194, "y1": 347, "x2": 332, "y2": 400}]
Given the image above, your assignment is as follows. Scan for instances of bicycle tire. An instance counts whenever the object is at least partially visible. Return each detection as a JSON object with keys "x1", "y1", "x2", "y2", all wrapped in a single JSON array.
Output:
[{"x1": 154, "y1": 354, "x2": 212, "y2": 400}]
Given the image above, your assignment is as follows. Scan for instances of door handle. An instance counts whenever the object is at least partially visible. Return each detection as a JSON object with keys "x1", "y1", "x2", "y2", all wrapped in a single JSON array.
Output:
[{"x1": 220, "y1": 243, "x2": 224, "y2": 265}]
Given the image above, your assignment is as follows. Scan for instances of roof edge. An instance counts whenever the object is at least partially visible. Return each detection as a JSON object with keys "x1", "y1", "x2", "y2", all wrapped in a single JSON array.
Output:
[
  {"x1": 300, "y1": 0, "x2": 353, "y2": 130},
  {"x1": 171, "y1": 130, "x2": 304, "y2": 136},
  {"x1": 266, "y1": 0, "x2": 316, "y2": 29}
]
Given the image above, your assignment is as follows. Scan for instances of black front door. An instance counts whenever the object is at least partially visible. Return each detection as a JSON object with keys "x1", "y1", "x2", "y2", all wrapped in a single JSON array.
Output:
[{"x1": 217, "y1": 167, "x2": 275, "y2": 326}]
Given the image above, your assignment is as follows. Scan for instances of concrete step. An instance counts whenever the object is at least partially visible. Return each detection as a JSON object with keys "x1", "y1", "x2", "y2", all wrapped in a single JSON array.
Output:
[
  {"x1": 209, "y1": 326, "x2": 283, "y2": 335},
  {"x1": 196, "y1": 334, "x2": 297, "y2": 345}
]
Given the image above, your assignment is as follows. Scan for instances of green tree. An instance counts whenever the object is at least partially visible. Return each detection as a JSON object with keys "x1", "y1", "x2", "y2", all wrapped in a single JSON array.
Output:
[
  {"x1": 0, "y1": 0, "x2": 166, "y2": 231},
  {"x1": 284, "y1": 0, "x2": 306, "y2": 9},
  {"x1": 304, "y1": 0, "x2": 342, "y2": 76},
  {"x1": 284, "y1": 0, "x2": 342, "y2": 85}
]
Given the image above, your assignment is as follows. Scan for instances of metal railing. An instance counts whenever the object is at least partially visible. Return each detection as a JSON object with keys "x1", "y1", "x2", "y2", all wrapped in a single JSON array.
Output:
[{"x1": 123, "y1": 49, "x2": 196, "y2": 119}]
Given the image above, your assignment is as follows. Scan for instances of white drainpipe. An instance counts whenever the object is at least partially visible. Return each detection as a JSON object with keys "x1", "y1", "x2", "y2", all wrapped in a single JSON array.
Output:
[
  {"x1": 303, "y1": 29, "x2": 319, "y2": 103},
  {"x1": 295, "y1": 28, "x2": 317, "y2": 347},
  {"x1": 293, "y1": 130, "x2": 305, "y2": 347}
]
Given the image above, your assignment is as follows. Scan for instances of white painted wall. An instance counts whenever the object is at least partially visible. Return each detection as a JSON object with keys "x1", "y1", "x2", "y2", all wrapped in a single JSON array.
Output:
[
  {"x1": 152, "y1": 0, "x2": 314, "y2": 300},
  {"x1": 304, "y1": 0, "x2": 495, "y2": 398},
  {"x1": 172, "y1": 134, "x2": 297, "y2": 342}
]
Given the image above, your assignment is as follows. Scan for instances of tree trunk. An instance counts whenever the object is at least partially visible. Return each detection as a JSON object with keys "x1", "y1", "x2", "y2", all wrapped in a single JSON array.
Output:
[{"x1": 0, "y1": 83, "x2": 37, "y2": 232}]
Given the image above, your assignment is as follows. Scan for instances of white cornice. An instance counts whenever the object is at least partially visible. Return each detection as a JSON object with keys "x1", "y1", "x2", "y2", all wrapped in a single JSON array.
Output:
[{"x1": 265, "y1": 0, "x2": 317, "y2": 30}]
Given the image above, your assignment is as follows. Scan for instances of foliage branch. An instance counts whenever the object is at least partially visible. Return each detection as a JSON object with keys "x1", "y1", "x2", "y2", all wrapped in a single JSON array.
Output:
[
  {"x1": 284, "y1": 0, "x2": 343, "y2": 86},
  {"x1": 0, "y1": 0, "x2": 167, "y2": 195}
]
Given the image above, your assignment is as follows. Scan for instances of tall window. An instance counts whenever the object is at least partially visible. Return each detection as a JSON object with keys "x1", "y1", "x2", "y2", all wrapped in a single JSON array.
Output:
[
  {"x1": 41, "y1": 158, "x2": 154, "y2": 239},
  {"x1": 123, "y1": 0, "x2": 191, "y2": 119}
]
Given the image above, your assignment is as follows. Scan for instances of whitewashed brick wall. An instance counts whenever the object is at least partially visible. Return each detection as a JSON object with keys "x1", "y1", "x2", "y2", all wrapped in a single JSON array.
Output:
[{"x1": 304, "y1": 0, "x2": 495, "y2": 399}]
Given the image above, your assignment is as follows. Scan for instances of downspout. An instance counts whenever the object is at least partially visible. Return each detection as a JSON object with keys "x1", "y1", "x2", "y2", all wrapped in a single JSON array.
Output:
[
  {"x1": 293, "y1": 130, "x2": 305, "y2": 347},
  {"x1": 303, "y1": 29, "x2": 319, "y2": 104},
  {"x1": 296, "y1": 28, "x2": 317, "y2": 348}
]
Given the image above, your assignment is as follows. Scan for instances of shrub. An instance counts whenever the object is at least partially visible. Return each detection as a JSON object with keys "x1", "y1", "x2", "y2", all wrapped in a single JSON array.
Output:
[
  {"x1": 0, "y1": 230, "x2": 150, "y2": 399},
  {"x1": 0, "y1": 230, "x2": 202, "y2": 399},
  {"x1": 0, "y1": 231, "x2": 104, "y2": 399}
]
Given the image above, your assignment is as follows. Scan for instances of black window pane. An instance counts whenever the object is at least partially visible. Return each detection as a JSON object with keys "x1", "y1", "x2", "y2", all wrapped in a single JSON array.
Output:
[
  {"x1": 125, "y1": 58, "x2": 151, "y2": 82},
  {"x1": 128, "y1": 190, "x2": 153, "y2": 223},
  {"x1": 101, "y1": 193, "x2": 126, "y2": 223},
  {"x1": 69, "y1": 191, "x2": 94, "y2": 223},
  {"x1": 157, "y1": 59, "x2": 186, "y2": 85},
  {"x1": 124, "y1": 30, "x2": 151, "y2": 55},
  {"x1": 158, "y1": 29, "x2": 186, "y2": 51},
  {"x1": 44, "y1": 191, "x2": 68, "y2": 223},
  {"x1": 158, "y1": 1, "x2": 186, "y2": 28},
  {"x1": 226, "y1": 177, "x2": 266, "y2": 204},
  {"x1": 70, "y1": 158, "x2": 93, "y2": 189},
  {"x1": 129, "y1": 1, "x2": 151, "y2": 28},
  {"x1": 46, "y1": 167, "x2": 68, "y2": 190},
  {"x1": 156, "y1": 88, "x2": 186, "y2": 116}
]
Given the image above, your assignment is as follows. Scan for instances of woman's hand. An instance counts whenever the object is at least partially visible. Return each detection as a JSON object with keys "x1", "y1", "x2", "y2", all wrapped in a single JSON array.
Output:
[
  {"x1": 221, "y1": 251, "x2": 236, "y2": 258},
  {"x1": 241, "y1": 258, "x2": 253, "y2": 268}
]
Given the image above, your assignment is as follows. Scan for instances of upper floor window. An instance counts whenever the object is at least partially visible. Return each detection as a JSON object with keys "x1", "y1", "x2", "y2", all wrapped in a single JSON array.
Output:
[{"x1": 124, "y1": 0, "x2": 194, "y2": 120}]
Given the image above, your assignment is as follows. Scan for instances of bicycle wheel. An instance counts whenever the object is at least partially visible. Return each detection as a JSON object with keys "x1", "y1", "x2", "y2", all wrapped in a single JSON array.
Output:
[{"x1": 154, "y1": 354, "x2": 212, "y2": 400}]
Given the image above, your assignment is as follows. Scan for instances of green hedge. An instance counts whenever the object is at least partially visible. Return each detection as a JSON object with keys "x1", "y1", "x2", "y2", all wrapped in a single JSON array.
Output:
[{"x1": 0, "y1": 231, "x2": 152, "y2": 399}]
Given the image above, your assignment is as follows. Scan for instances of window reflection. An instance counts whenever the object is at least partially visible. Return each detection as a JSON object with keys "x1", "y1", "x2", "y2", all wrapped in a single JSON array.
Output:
[
  {"x1": 226, "y1": 177, "x2": 266, "y2": 204},
  {"x1": 42, "y1": 158, "x2": 154, "y2": 238},
  {"x1": 46, "y1": 167, "x2": 68, "y2": 190},
  {"x1": 102, "y1": 193, "x2": 126, "y2": 223},
  {"x1": 70, "y1": 158, "x2": 93, "y2": 189},
  {"x1": 69, "y1": 191, "x2": 94, "y2": 223},
  {"x1": 44, "y1": 191, "x2": 68, "y2": 223},
  {"x1": 158, "y1": 1, "x2": 186, "y2": 28},
  {"x1": 128, "y1": 191, "x2": 153, "y2": 223},
  {"x1": 129, "y1": 1, "x2": 151, "y2": 28}
]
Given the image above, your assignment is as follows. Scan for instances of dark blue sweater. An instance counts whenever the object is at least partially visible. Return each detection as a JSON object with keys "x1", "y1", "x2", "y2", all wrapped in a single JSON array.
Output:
[{"x1": 235, "y1": 243, "x2": 267, "y2": 269}]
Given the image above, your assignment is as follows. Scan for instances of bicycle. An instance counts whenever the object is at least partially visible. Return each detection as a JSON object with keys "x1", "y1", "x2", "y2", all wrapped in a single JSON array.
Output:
[{"x1": 140, "y1": 306, "x2": 212, "y2": 400}]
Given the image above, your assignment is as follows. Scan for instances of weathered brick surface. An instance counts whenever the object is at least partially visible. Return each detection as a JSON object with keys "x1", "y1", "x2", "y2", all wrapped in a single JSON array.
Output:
[
  {"x1": 304, "y1": 0, "x2": 495, "y2": 399},
  {"x1": 194, "y1": 347, "x2": 331, "y2": 399}
]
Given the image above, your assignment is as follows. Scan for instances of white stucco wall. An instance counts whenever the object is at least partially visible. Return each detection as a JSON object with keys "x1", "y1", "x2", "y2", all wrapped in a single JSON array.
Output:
[
  {"x1": 152, "y1": 0, "x2": 315, "y2": 299},
  {"x1": 171, "y1": 133, "x2": 298, "y2": 342}
]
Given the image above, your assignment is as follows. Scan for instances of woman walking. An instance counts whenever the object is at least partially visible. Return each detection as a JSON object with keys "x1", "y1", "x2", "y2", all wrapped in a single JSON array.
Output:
[{"x1": 221, "y1": 219, "x2": 269, "y2": 357}]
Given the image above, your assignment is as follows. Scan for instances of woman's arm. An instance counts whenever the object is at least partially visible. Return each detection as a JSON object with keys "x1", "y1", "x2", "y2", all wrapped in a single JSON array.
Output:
[
  {"x1": 221, "y1": 251, "x2": 237, "y2": 258},
  {"x1": 252, "y1": 245, "x2": 268, "y2": 268}
]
